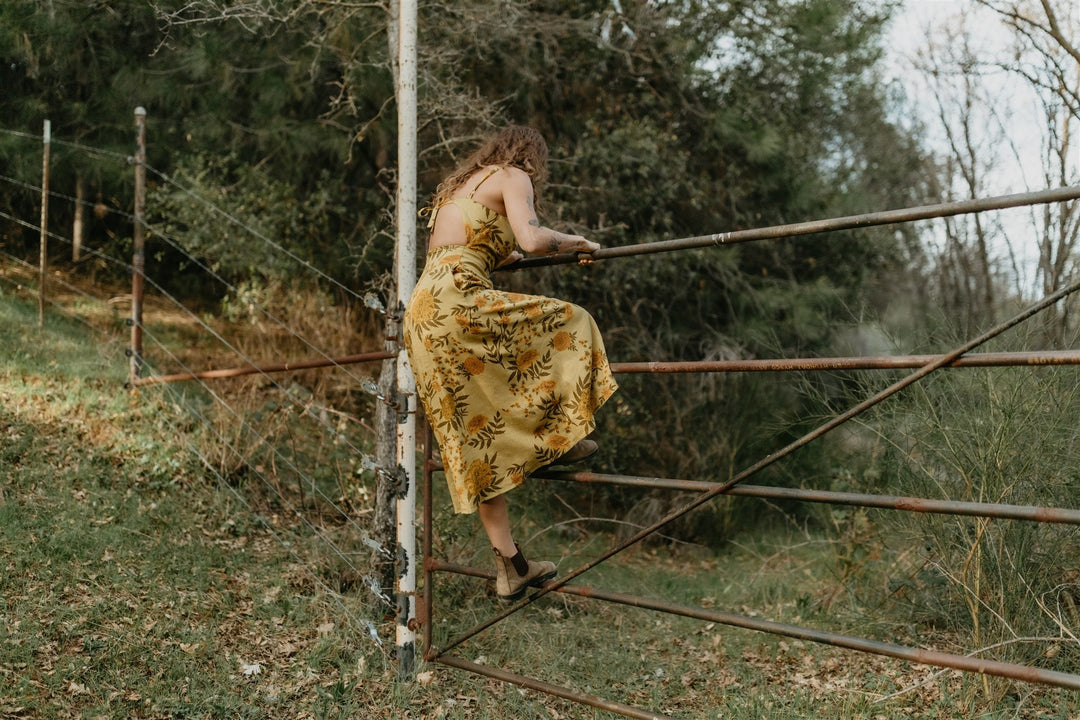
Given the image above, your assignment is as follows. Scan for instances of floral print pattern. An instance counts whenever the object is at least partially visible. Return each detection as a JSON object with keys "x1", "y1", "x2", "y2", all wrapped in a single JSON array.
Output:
[{"x1": 403, "y1": 198, "x2": 618, "y2": 514}]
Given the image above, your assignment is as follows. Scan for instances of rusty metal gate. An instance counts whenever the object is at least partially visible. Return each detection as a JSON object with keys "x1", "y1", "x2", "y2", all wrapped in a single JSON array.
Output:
[{"x1": 420, "y1": 186, "x2": 1080, "y2": 719}]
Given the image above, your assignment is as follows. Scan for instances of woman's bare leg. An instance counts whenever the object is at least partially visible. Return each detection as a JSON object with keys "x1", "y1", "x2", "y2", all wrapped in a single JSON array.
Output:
[
  {"x1": 479, "y1": 494, "x2": 557, "y2": 598},
  {"x1": 478, "y1": 495, "x2": 517, "y2": 556}
]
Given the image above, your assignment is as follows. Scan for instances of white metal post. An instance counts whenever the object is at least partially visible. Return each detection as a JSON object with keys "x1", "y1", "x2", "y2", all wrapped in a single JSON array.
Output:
[{"x1": 394, "y1": 0, "x2": 419, "y2": 679}]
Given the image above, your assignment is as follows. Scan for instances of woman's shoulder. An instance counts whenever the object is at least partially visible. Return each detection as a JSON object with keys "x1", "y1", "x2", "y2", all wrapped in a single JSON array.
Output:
[
  {"x1": 471, "y1": 164, "x2": 527, "y2": 182},
  {"x1": 452, "y1": 165, "x2": 522, "y2": 198},
  {"x1": 457, "y1": 165, "x2": 530, "y2": 203},
  {"x1": 491, "y1": 165, "x2": 532, "y2": 193},
  {"x1": 473, "y1": 165, "x2": 526, "y2": 183},
  {"x1": 496, "y1": 165, "x2": 529, "y2": 181}
]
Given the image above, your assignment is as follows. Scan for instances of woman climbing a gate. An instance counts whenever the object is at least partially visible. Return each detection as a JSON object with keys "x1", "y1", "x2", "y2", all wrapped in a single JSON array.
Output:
[{"x1": 403, "y1": 125, "x2": 618, "y2": 601}]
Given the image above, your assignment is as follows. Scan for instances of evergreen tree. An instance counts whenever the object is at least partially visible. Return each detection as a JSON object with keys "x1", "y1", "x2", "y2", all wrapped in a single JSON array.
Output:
[
  {"x1": 405, "y1": 0, "x2": 934, "y2": 500},
  {"x1": 0, "y1": 0, "x2": 937, "y2": 538}
]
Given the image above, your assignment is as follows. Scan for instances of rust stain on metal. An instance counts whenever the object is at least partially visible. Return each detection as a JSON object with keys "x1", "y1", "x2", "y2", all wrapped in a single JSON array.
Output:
[
  {"x1": 134, "y1": 349, "x2": 395, "y2": 386},
  {"x1": 437, "y1": 655, "x2": 676, "y2": 720},
  {"x1": 610, "y1": 350, "x2": 1080, "y2": 375},
  {"x1": 421, "y1": 190, "x2": 1080, "y2": 716}
]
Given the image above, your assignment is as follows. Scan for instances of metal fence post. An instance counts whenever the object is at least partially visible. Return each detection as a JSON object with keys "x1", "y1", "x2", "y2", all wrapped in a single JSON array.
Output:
[
  {"x1": 394, "y1": 0, "x2": 418, "y2": 679},
  {"x1": 130, "y1": 107, "x2": 147, "y2": 385},
  {"x1": 38, "y1": 120, "x2": 50, "y2": 328}
]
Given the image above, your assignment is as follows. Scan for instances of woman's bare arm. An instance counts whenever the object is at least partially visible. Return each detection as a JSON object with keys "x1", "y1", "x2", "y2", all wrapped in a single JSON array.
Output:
[{"x1": 502, "y1": 167, "x2": 600, "y2": 257}]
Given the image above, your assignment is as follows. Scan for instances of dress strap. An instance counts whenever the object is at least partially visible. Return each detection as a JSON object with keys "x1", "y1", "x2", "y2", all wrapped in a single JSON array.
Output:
[
  {"x1": 422, "y1": 166, "x2": 502, "y2": 229},
  {"x1": 466, "y1": 166, "x2": 503, "y2": 199},
  {"x1": 419, "y1": 203, "x2": 440, "y2": 230}
]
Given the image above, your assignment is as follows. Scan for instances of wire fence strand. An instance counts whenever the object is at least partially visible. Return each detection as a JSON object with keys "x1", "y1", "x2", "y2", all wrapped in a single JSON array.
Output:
[
  {"x1": 2, "y1": 240, "x2": 388, "y2": 555},
  {"x1": 0, "y1": 209, "x2": 392, "y2": 545},
  {"x1": 138, "y1": 323, "x2": 389, "y2": 560},
  {"x1": 0, "y1": 255, "x2": 388, "y2": 646},
  {"x1": 0, "y1": 205, "x2": 388, "y2": 457},
  {"x1": 144, "y1": 162, "x2": 372, "y2": 306},
  {"x1": 0, "y1": 171, "x2": 394, "y2": 401},
  {"x1": 148, "y1": 381, "x2": 387, "y2": 648}
]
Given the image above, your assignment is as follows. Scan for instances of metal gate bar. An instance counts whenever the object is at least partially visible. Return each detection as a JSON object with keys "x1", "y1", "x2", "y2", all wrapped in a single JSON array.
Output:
[
  {"x1": 429, "y1": 458, "x2": 1080, "y2": 522},
  {"x1": 430, "y1": 560, "x2": 1080, "y2": 691},
  {"x1": 431, "y1": 275, "x2": 1080, "y2": 662},
  {"x1": 131, "y1": 348, "x2": 1080, "y2": 388},
  {"x1": 538, "y1": 471, "x2": 1080, "y2": 524},
  {"x1": 436, "y1": 654, "x2": 676, "y2": 720},
  {"x1": 422, "y1": 192, "x2": 1080, "y2": 716},
  {"x1": 513, "y1": 185, "x2": 1080, "y2": 268},
  {"x1": 610, "y1": 349, "x2": 1080, "y2": 374}
]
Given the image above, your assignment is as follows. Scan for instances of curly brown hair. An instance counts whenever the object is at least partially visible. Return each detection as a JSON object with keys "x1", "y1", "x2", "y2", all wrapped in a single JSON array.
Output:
[{"x1": 432, "y1": 125, "x2": 550, "y2": 212}]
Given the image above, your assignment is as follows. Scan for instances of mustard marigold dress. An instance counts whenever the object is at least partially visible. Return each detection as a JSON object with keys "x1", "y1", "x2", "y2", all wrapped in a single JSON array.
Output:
[{"x1": 404, "y1": 182, "x2": 618, "y2": 514}]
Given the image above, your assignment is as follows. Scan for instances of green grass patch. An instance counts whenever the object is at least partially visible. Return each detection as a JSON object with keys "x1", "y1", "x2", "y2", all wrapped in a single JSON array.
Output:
[{"x1": 1, "y1": 286, "x2": 1077, "y2": 719}]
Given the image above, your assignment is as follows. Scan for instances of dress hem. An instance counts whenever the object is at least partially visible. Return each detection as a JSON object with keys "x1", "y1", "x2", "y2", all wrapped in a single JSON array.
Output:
[{"x1": 451, "y1": 384, "x2": 616, "y2": 515}]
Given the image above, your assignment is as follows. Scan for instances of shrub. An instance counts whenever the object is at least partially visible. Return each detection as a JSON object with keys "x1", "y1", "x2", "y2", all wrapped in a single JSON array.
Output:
[{"x1": 871, "y1": 357, "x2": 1080, "y2": 707}]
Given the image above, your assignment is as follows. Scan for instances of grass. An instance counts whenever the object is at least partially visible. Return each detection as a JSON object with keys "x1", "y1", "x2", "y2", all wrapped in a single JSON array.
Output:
[{"x1": 1, "y1": 277, "x2": 1078, "y2": 719}]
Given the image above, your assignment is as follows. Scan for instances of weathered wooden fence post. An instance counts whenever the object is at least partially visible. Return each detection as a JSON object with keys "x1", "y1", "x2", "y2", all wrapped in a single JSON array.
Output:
[
  {"x1": 38, "y1": 119, "x2": 50, "y2": 328},
  {"x1": 371, "y1": 331, "x2": 399, "y2": 614},
  {"x1": 130, "y1": 107, "x2": 147, "y2": 385},
  {"x1": 73, "y1": 176, "x2": 85, "y2": 262}
]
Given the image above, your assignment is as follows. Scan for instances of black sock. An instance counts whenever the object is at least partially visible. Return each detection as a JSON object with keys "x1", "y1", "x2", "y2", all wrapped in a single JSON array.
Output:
[{"x1": 509, "y1": 548, "x2": 529, "y2": 576}]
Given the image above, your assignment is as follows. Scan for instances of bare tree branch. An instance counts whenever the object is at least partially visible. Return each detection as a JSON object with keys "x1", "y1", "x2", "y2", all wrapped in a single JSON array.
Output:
[{"x1": 1037, "y1": 0, "x2": 1080, "y2": 65}]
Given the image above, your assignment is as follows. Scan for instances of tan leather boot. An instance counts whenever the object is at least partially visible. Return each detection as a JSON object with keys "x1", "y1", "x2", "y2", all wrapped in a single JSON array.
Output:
[{"x1": 492, "y1": 545, "x2": 557, "y2": 601}]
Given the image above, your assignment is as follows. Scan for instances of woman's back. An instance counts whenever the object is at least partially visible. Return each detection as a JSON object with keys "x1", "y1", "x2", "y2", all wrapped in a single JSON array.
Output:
[{"x1": 427, "y1": 166, "x2": 511, "y2": 250}]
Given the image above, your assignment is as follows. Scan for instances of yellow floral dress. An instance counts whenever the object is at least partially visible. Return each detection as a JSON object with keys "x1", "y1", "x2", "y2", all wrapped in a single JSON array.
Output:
[{"x1": 404, "y1": 189, "x2": 618, "y2": 514}]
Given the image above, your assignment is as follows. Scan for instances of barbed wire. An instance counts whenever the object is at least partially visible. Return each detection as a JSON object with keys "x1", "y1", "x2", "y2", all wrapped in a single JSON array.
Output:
[
  {"x1": 137, "y1": 321, "x2": 390, "y2": 560},
  {"x1": 0, "y1": 125, "x2": 393, "y2": 314},
  {"x1": 0, "y1": 170, "x2": 397, "y2": 400},
  {"x1": 0, "y1": 209, "x2": 395, "y2": 537},
  {"x1": 0, "y1": 250, "x2": 392, "y2": 644}
]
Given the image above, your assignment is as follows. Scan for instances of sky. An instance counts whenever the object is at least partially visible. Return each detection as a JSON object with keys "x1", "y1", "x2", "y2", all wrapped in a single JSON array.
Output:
[
  {"x1": 882, "y1": 0, "x2": 1074, "y2": 292},
  {"x1": 885, "y1": 0, "x2": 1044, "y2": 192}
]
